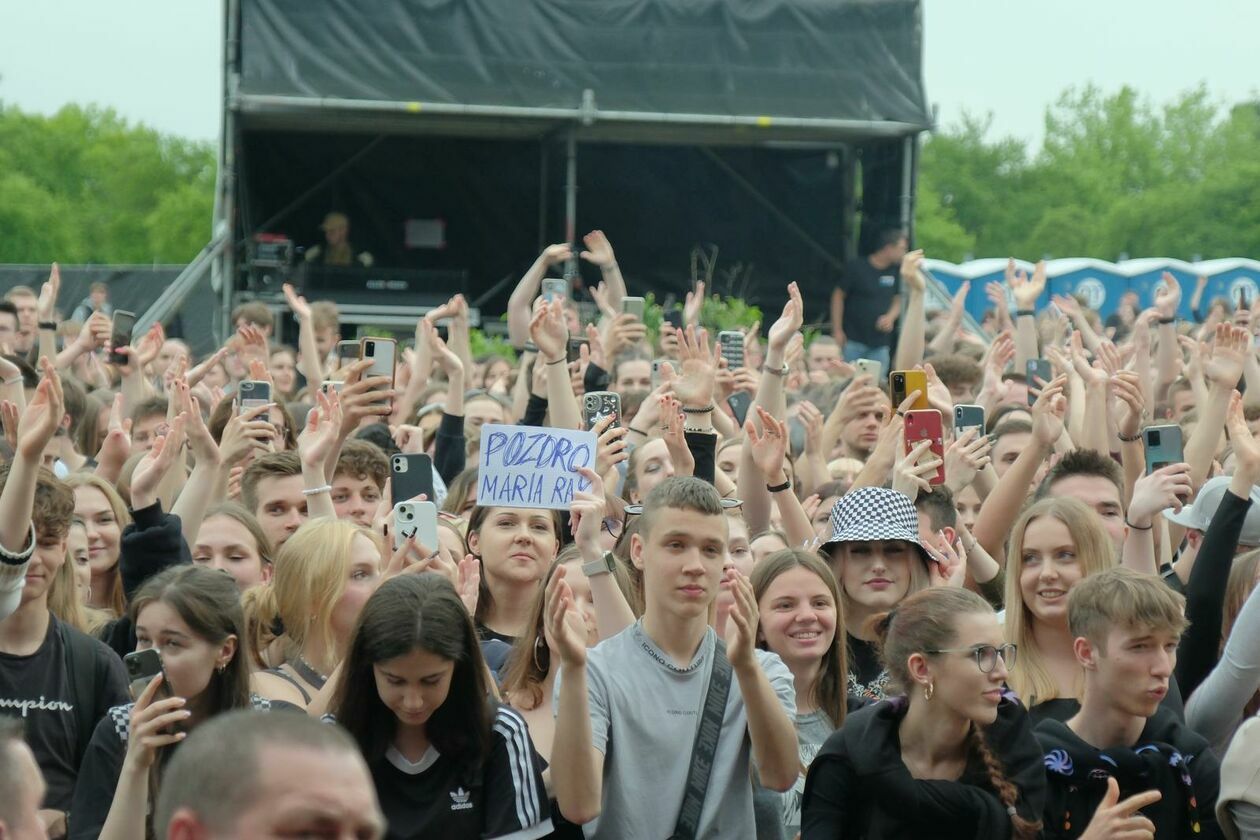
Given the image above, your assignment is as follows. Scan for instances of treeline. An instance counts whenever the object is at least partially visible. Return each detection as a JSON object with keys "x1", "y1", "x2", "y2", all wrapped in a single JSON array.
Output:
[{"x1": 916, "y1": 84, "x2": 1260, "y2": 263}]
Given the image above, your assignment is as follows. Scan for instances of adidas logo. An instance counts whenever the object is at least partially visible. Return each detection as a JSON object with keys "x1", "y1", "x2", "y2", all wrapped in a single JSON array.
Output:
[{"x1": 450, "y1": 787, "x2": 473, "y2": 811}]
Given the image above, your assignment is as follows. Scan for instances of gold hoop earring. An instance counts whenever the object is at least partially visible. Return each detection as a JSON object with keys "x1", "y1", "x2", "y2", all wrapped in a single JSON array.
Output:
[
  {"x1": 923, "y1": 681, "x2": 934, "y2": 701},
  {"x1": 532, "y1": 636, "x2": 548, "y2": 672}
]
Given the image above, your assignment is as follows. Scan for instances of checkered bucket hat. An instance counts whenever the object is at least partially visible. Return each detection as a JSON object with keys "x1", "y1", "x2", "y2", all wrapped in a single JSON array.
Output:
[{"x1": 822, "y1": 487, "x2": 930, "y2": 565}]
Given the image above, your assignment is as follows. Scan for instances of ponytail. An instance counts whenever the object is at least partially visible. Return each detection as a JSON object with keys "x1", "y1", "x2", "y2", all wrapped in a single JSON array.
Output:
[{"x1": 966, "y1": 724, "x2": 1041, "y2": 840}]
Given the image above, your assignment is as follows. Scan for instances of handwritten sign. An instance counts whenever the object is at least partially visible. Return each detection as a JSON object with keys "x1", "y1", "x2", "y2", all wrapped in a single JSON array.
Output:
[{"x1": 477, "y1": 424, "x2": 597, "y2": 511}]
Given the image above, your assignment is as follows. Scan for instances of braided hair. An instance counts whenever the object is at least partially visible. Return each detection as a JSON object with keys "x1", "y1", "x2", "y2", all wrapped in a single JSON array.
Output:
[{"x1": 966, "y1": 724, "x2": 1041, "y2": 839}]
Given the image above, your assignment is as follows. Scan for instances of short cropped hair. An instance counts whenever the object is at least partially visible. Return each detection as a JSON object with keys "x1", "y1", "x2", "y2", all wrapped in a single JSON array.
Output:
[
  {"x1": 990, "y1": 419, "x2": 1032, "y2": 443},
  {"x1": 873, "y1": 228, "x2": 907, "y2": 251},
  {"x1": 0, "y1": 464, "x2": 75, "y2": 540},
  {"x1": 3, "y1": 285, "x2": 35, "y2": 301},
  {"x1": 153, "y1": 709, "x2": 366, "y2": 836},
  {"x1": 1068, "y1": 566, "x2": 1187, "y2": 653},
  {"x1": 914, "y1": 485, "x2": 957, "y2": 532},
  {"x1": 231, "y1": 301, "x2": 274, "y2": 331},
  {"x1": 928, "y1": 354, "x2": 983, "y2": 391},
  {"x1": 1037, "y1": 448, "x2": 1123, "y2": 500},
  {"x1": 129, "y1": 396, "x2": 169, "y2": 426},
  {"x1": 639, "y1": 476, "x2": 724, "y2": 539},
  {"x1": 241, "y1": 451, "x2": 302, "y2": 513},
  {"x1": 309, "y1": 300, "x2": 339, "y2": 333},
  {"x1": 334, "y1": 439, "x2": 389, "y2": 490}
]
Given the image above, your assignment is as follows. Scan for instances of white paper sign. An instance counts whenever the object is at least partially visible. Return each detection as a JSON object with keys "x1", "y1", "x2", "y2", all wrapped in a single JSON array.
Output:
[{"x1": 476, "y1": 424, "x2": 596, "y2": 511}]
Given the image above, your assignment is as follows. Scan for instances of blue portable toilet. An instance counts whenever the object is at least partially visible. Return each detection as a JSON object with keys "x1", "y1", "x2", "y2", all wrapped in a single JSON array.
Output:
[
  {"x1": 1045, "y1": 259, "x2": 1126, "y2": 321},
  {"x1": 921, "y1": 259, "x2": 965, "y2": 315},
  {"x1": 1116, "y1": 258, "x2": 1196, "y2": 321},
  {"x1": 944, "y1": 258, "x2": 1039, "y2": 325},
  {"x1": 1194, "y1": 259, "x2": 1260, "y2": 315}
]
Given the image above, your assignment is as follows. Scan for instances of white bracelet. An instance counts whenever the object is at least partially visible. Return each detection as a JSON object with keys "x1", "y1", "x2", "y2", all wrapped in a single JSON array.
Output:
[
  {"x1": 301, "y1": 484, "x2": 332, "y2": 497},
  {"x1": 1, "y1": 376, "x2": 20, "y2": 386}
]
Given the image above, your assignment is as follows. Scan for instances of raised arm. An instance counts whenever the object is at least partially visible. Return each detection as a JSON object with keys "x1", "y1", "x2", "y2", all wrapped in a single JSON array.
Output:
[
  {"x1": 170, "y1": 385, "x2": 223, "y2": 545},
  {"x1": 508, "y1": 244, "x2": 571, "y2": 347},
  {"x1": 296, "y1": 389, "x2": 342, "y2": 520},
  {"x1": 530, "y1": 299, "x2": 581, "y2": 430},
  {"x1": 1186, "y1": 324, "x2": 1246, "y2": 490},
  {"x1": 927, "y1": 280, "x2": 970, "y2": 357},
  {"x1": 0, "y1": 358, "x2": 62, "y2": 552},
  {"x1": 579, "y1": 230, "x2": 625, "y2": 311},
  {"x1": 747, "y1": 407, "x2": 815, "y2": 548},
  {"x1": 1121, "y1": 464, "x2": 1192, "y2": 575},
  {"x1": 282, "y1": 283, "x2": 324, "y2": 390},
  {"x1": 36, "y1": 264, "x2": 60, "y2": 364},
  {"x1": 1154, "y1": 273, "x2": 1183, "y2": 393},
  {"x1": 892, "y1": 250, "x2": 926, "y2": 372},
  {"x1": 570, "y1": 467, "x2": 635, "y2": 640},
  {"x1": 1010, "y1": 260, "x2": 1046, "y2": 371}
]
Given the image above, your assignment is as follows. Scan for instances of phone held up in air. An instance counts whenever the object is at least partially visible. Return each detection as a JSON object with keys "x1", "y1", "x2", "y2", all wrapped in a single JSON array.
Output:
[
  {"x1": 237, "y1": 380, "x2": 272, "y2": 416},
  {"x1": 855, "y1": 358, "x2": 883, "y2": 383},
  {"x1": 953, "y1": 405, "x2": 985, "y2": 439},
  {"x1": 392, "y1": 500, "x2": 439, "y2": 551},
  {"x1": 359, "y1": 337, "x2": 397, "y2": 408},
  {"x1": 1026, "y1": 359, "x2": 1053, "y2": 405},
  {"x1": 889, "y1": 370, "x2": 930, "y2": 411},
  {"x1": 336, "y1": 339, "x2": 360, "y2": 368},
  {"x1": 903, "y1": 409, "x2": 946, "y2": 486},
  {"x1": 542, "y1": 278, "x2": 568, "y2": 303},
  {"x1": 621, "y1": 296, "x2": 646, "y2": 320},
  {"x1": 1143, "y1": 425, "x2": 1183, "y2": 474},
  {"x1": 583, "y1": 391, "x2": 621, "y2": 430},
  {"x1": 109, "y1": 310, "x2": 137, "y2": 366},
  {"x1": 727, "y1": 392, "x2": 752, "y2": 427},
  {"x1": 124, "y1": 648, "x2": 172, "y2": 702},
  {"x1": 718, "y1": 331, "x2": 745, "y2": 370},
  {"x1": 391, "y1": 453, "x2": 436, "y2": 506}
]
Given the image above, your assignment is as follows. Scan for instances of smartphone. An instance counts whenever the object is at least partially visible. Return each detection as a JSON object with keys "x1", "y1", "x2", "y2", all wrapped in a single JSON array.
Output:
[
  {"x1": 1026, "y1": 359, "x2": 1053, "y2": 402},
  {"x1": 392, "y1": 500, "x2": 440, "y2": 551},
  {"x1": 320, "y1": 380, "x2": 344, "y2": 396},
  {"x1": 620, "y1": 296, "x2": 646, "y2": 320},
  {"x1": 237, "y1": 380, "x2": 271, "y2": 415},
  {"x1": 1143, "y1": 425, "x2": 1184, "y2": 474},
  {"x1": 583, "y1": 391, "x2": 621, "y2": 430},
  {"x1": 718, "y1": 330, "x2": 745, "y2": 370},
  {"x1": 359, "y1": 337, "x2": 397, "y2": 408},
  {"x1": 954, "y1": 404, "x2": 985, "y2": 438},
  {"x1": 336, "y1": 339, "x2": 360, "y2": 367},
  {"x1": 855, "y1": 358, "x2": 883, "y2": 383},
  {"x1": 663, "y1": 310, "x2": 684, "y2": 329},
  {"x1": 903, "y1": 409, "x2": 946, "y2": 486},
  {"x1": 890, "y1": 370, "x2": 930, "y2": 411},
  {"x1": 567, "y1": 338, "x2": 588, "y2": 364},
  {"x1": 391, "y1": 453, "x2": 435, "y2": 506},
  {"x1": 108, "y1": 310, "x2": 136, "y2": 366},
  {"x1": 727, "y1": 392, "x2": 752, "y2": 427},
  {"x1": 542, "y1": 278, "x2": 568, "y2": 303},
  {"x1": 124, "y1": 648, "x2": 172, "y2": 702},
  {"x1": 651, "y1": 358, "x2": 667, "y2": 389}
]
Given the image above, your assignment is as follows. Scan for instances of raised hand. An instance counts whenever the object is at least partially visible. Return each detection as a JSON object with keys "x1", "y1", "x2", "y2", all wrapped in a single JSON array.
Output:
[
  {"x1": 722, "y1": 569, "x2": 759, "y2": 669},
  {"x1": 337, "y1": 359, "x2": 394, "y2": 431},
  {"x1": 530, "y1": 298, "x2": 569, "y2": 362},
  {"x1": 174, "y1": 382, "x2": 220, "y2": 468},
  {"x1": 569, "y1": 466, "x2": 607, "y2": 558},
  {"x1": 1030, "y1": 374, "x2": 1069, "y2": 448},
  {"x1": 658, "y1": 394, "x2": 695, "y2": 476},
  {"x1": 592, "y1": 415, "x2": 629, "y2": 478},
  {"x1": 541, "y1": 243, "x2": 573, "y2": 267},
  {"x1": 219, "y1": 403, "x2": 275, "y2": 465},
  {"x1": 456, "y1": 553, "x2": 481, "y2": 616},
  {"x1": 683, "y1": 280, "x2": 706, "y2": 328},
  {"x1": 672, "y1": 326, "x2": 718, "y2": 409},
  {"x1": 1009, "y1": 260, "x2": 1046, "y2": 310},
  {"x1": 282, "y1": 282, "x2": 312, "y2": 321},
  {"x1": 798, "y1": 400, "x2": 824, "y2": 457},
  {"x1": 1226, "y1": 390, "x2": 1260, "y2": 483},
  {"x1": 1204, "y1": 322, "x2": 1248, "y2": 389},
  {"x1": 944, "y1": 427, "x2": 992, "y2": 494},
  {"x1": 1127, "y1": 463, "x2": 1193, "y2": 528},
  {"x1": 16, "y1": 358, "x2": 64, "y2": 460},
  {"x1": 37, "y1": 263, "x2": 61, "y2": 322},
  {"x1": 893, "y1": 438, "x2": 939, "y2": 499},
  {"x1": 545, "y1": 565, "x2": 589, "y2": 669},
  {"x1": 767, "y1": 282, "x2": 804, "y2": 353},
  {"x1": 297, "y1": 388, "x2": 342, "y2": 468},
  {"x1": 579, "y1": 230, "x2": 616, "y2": 267},
  {"x1": 234, "y1": 324, "x2": 267, "y2": 369},
  {"x1": 900, "y1": 249, "x2": 926, "y2": 293},
  {"x1": 588, "y1": 281, "x2": 618, "y2": 320},
  {"x1": 1155, "y1": 272, "x2": 1182, "y2": 319},
  {"x1": 135, "y1": 323, "x2": 165, "y2": 369},
  {"x1": 131, "y1": 412, "x2": 188, "y2": 509},
  {"x1": 746, "y1": 406, "x2": 788, "y2": 481},
  {"x1": 1111, "y1": 370, "x2": 1145, "y2": 440},
  {"x1": 926, "y1": 533, "x2": 967, "y2": 588}
]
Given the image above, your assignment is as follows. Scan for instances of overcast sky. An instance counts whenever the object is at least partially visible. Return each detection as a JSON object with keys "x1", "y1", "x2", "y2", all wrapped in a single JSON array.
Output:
[{"x1": 2, "y1": 0, "x2": 1257, "y2": 147}]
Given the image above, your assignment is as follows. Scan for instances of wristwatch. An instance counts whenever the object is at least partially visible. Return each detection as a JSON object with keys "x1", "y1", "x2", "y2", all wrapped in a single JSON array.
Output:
[{"x1": 582, "y1": 550, "x2": 617, "y2": 578}]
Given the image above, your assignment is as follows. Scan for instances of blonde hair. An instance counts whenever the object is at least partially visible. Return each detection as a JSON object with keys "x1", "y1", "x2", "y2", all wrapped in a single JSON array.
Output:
[
  {"x1": 1068, "y1": 566, "x2": 1187, "y2": 650},
  {"x1": 62, "y1": 473, "x2": 133, "y2": 617},
  {"x1": 1004, "y1": 497, "x2": 1115, "y2": 705},
  {"x1": 242, "y1": 519, "x2": 378, "y2": 667},
  {"x1": 830, "y1": 541, "x2": 930, "y2": 630},
  {"x1": 46, "y1": 523, "x2": 112, "y2": 637}
]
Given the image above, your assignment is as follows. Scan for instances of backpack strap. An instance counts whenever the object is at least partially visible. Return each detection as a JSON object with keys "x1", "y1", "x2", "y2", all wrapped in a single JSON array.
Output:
[
  {"x1": 58, "y1": 620, "x2": 103, "y2": 769},
  {"x1": 669, "y1": 637, "x2": 733, "y2": 840}
]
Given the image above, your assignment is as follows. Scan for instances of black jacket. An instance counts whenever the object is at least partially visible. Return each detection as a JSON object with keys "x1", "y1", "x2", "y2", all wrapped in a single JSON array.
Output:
[
  {"x1": 801, "y1": 693, "x2": 1046, "y2": 839},
  {"x1": 100, "y1": 503, "x2": 191, "y2": 659},
  {"x1": 1035, "y1": 706, "x2": 1222, "y2": 839}
]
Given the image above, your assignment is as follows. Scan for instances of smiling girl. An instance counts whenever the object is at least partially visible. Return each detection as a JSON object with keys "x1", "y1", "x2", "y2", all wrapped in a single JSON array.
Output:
[
  {"x1": 62, "y1": 474, "x2": 129, "y2": 616},
  {"x1": 332, "y1": 573, "x2": 551, "y2": 839}
]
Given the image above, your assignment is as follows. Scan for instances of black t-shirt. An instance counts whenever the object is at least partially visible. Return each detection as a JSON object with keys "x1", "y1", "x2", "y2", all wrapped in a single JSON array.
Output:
[
  {"x1": 371, "y1": 704, "x2": 551, "y2": 839},
  {"x1": 0, "y1": 616, "x2": 128, "y2": 811},
  {"x1": 837, "y1": 258, "x2": 901, "y2": 348},
  {"x1": 846, "y1": 634, "x2": 891, "y2": 703}
]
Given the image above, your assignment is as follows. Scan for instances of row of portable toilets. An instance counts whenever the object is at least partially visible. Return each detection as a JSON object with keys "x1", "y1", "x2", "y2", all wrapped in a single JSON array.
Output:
[{"x1": 923, "y1": 258, "x2": 1260, "y2": 323}]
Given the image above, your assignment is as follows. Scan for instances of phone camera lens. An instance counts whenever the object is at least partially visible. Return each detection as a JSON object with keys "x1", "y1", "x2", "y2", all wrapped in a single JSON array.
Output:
[
  {"x1": 366, "y1": 341, "x2": 375, "y2": 352},
  {"x1": 1149, "y1": 430, "x2": 1161, "y2": 445}
]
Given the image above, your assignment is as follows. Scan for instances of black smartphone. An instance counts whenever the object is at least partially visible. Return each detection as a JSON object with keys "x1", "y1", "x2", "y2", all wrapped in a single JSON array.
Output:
[
  {"x1": 567, "y1": 338, "x2": 588, "y2": 364},
  {"x1": 1026, "y1": 359, "x2": 1052, "y2": 405},
  {"x1": 391, "y1": 453, "x2": 435, "y2": 506},
  {"x1": 124, "y1": 648, "x2": 172, "y2": 702},
  {"x1": 954, "y1": 404, "x2": 985, "y2": 438},
  {"x1": 109, "y1": 310, "x2": 136, "y2": 365},
  {"x1": 727, "y1": 392, "x2": 752, "y2": 427},
  {"x1": 663, "y1": 310, "x2": 684, "y2": 329}
]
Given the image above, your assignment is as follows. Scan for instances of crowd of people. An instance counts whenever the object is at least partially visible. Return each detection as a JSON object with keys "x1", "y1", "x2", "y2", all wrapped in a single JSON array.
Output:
[{"x1": 0, "y1": 226, "x2": 1258, "y2": 840}]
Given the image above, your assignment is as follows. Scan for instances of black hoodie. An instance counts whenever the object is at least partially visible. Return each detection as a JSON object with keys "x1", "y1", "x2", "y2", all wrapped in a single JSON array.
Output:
[
  {"x1": 1034, "y1": 706, "x2": 1222, "y2": 839},
  {"x1": 801, "y1": 693, "x2": 1047, "y2": 839}
]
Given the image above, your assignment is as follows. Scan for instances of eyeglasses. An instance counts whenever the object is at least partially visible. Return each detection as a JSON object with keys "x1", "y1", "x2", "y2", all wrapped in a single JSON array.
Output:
[
  {"x1": 925, "y1": 643, "x2": 1017, "y2": 674},
  {"x1": 622, "y1": 498, "x2": 744, "y2": 517},
  {"x1": 602, "y1": 517, "x2": 624, "y2": 538}
]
